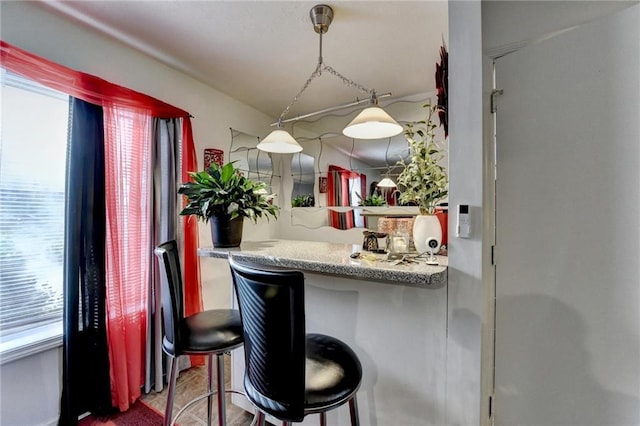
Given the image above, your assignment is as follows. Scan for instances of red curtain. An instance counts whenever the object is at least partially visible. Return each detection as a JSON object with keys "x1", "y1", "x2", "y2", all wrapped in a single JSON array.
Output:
[
  {"x1": 181, "y1": 120, "x2": 202, "y2": 318},
  {"x1": 1, "y1": 41, "x2": 183, "y2": 117},
  {"x1": 327, "y1": 165, "x2": 366, "y2": 229},
  {"x1": 1, "y1": 41, "x2": 202, "y2": 410},
  {"x1": 103, "y1": 105, "x2": 152, "y2": 409}
]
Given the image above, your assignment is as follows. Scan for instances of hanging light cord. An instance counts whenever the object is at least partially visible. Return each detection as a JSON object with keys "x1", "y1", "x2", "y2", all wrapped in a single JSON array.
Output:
[
  {"x1": 276, "y1": 31, "x2": 376, "y2": 125},
  {"x1": 255, "y1": 137, "x2": 262, "y2": 182},
  {"x1": 385, "y1": 137, "x2": 392, "y2": 168},
  {"x1": 317, "y1": 137, "x2": 323, "y2": 175},
  {"x1": 350, "y1": 138, "x2": 355, "y2": 171},
  {"x1": 385, "y1": 137, "x2": 393, "y2": 178}
]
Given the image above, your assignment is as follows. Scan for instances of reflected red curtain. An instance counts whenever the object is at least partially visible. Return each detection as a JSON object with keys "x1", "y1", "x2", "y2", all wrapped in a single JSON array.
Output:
[
  {"x1": 327, "y1": 165, "x2": 366, "y2": 229},
  {"x1": 1, "y1": 41, "x2": 202, "y2": 412}
]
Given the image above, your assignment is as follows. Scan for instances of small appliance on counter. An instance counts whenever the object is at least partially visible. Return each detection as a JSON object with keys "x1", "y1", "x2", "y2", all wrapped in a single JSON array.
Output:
[{"x1": 362, "y1": 231, "x2": 387, "y2": 253}]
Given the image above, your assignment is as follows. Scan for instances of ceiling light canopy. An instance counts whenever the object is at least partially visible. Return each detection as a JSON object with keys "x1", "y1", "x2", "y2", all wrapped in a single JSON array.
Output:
[{"x1": 258, "y1": 4, "x2": 402, "y2": 154}]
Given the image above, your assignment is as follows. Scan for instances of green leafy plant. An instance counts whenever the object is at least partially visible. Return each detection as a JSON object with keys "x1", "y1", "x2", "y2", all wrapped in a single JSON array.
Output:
[
  {"x1": 291, "y1": 194, "x2": 315, "y2": 207},
  {"x1": 178, "y1": 161, "x2": 278, "y2": 223},
  {"x1": 356, "y1": 192, "x2": 386, "y2": 206},
  {"x1": 396, "y1": 103, "x2": 448, "y2": 215}
]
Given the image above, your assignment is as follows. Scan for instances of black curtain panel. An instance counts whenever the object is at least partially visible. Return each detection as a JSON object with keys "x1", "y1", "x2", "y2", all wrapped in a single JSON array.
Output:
[{"x1": 59, "y1": 98, "x2": 112, "y2": 425}]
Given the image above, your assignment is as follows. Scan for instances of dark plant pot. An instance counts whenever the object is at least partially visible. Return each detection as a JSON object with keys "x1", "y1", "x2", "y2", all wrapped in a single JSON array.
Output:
[{"x1": 210, "y1": 216, "x2": 244, "y2": 248}]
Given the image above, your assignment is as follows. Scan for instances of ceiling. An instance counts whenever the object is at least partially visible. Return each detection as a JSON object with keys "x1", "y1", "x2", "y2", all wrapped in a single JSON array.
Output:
[{"x1": 41, "y1": 1, "x2": 448, "y2": 167}]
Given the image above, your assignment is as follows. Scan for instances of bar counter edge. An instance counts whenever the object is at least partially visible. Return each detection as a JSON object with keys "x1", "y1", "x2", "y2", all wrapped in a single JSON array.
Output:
[{"x1": 198, "y1": 239, "x2": 447, "y2": 289}]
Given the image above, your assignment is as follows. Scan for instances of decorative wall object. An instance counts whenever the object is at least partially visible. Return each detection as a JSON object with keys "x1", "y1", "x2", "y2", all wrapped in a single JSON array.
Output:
[
  {"x1": 435, "y1": 42, "x2": 448, "y2": 138},
  {"x1": 204, "y1": 148, "x2": 224, "y2": 168},
  {"x1": 318, "y1": 176, "x2": 328, "y2": 193}
]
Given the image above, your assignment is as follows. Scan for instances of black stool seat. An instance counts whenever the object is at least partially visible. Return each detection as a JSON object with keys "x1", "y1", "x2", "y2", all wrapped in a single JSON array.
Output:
[
  {"x1": 162, "y1": 309, "x2": 243, "y2": 355},
  {"x1": 303, "y1": 333, "x2": 362, "y2": 411}
]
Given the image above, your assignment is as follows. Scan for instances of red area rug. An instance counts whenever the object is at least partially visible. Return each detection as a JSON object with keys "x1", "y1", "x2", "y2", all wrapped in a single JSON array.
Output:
[{"x1": 78, "y1": 400, "x2": 168, "y2": 426}]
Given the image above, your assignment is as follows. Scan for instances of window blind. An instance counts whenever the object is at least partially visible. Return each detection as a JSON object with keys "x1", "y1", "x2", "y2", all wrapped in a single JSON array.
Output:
[{"x1": 0, "y1": 71, "x2": 69, "y2": 335}]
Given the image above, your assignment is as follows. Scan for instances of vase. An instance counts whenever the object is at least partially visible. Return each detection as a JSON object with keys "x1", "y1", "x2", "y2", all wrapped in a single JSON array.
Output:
[
  {"x1": 210, "y1": 216, "x2": 244, "y2": 248},
  {"x1": 412, "y1": 214, "x2": 442, "y2": 254}
]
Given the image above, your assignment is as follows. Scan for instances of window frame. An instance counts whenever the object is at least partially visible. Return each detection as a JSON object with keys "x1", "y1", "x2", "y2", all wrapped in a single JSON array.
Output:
[{"x1": 0, "y1": 70, "x2": 68, "y2": 363}]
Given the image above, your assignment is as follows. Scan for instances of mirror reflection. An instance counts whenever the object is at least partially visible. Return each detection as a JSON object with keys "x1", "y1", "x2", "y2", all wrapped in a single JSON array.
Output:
[
  {"x1": 289, "y1": 96, "x2": 447, "y2": 230},
  {"x1": 229, "y1": 128, "x2": 275, "y2": 193},
  {"x1": 291, "y1": 152, "x2": 315, "y2": 207}
]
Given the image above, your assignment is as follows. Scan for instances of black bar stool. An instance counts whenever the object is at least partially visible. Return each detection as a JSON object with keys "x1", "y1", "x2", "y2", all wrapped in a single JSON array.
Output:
[
  {"x1": 154, "y1": 241, "x2": 244, "y2": 426},
  {"x1": 228, "y1": 256, "x2": 362, "y2": 425}
]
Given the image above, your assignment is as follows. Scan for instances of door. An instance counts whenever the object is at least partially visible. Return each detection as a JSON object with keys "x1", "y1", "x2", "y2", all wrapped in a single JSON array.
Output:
[{"x1": 494, "y1": 5, "x2": 640, "y2": 425}]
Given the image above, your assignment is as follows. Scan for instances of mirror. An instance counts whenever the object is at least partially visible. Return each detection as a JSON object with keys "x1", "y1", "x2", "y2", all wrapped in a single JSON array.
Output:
[
  {"x1": 291, "y1": 152, "x2": 315, "y2": 207},
  {"x1": 229, "y1": 128, "x2": 276, "y2": 193},
  {"x1": 288, "y1": 96, "x2": 448, "y2": 230}
]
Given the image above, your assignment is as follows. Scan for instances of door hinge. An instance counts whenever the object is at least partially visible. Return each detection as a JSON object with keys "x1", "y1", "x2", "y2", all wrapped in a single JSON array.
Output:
[
  {"x1": 491, "y1": 89, "x2": 504, "y2": 113},
  {"x1": 491, "y1": 245, "x2": 496, "y2": 265}
]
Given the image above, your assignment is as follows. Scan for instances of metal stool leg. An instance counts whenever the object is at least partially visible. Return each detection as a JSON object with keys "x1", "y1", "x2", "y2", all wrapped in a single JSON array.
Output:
[
  {"x1": 164, "y1": 356, "x2": 179, "y2": 426},
  {"x1": 256, "y1": 410, "x2": 266, "y2": 426},
  {"x1": 349, "y1": 396, "x2": 360, "y2": 426},
  {"x1": 207, "y1": 353, "x2": 215, "y2": 426},
  {"x1": 216, "y1": 353, "x2": 227, "y2": 426},
  {"x1": 319, "y1": 412, "x2": 327, "y2": 426}
]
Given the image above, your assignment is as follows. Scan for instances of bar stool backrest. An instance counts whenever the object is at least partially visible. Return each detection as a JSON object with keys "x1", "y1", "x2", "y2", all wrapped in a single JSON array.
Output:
[
  {"x1": 154, "y1": 240, "x2": 184, "y2": 357},
  {"x1": 228, "y1": 256, "x2": 306, "y2": 422}
]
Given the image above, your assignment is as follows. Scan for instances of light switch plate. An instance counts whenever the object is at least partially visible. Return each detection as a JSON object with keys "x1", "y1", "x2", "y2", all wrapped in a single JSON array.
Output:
[{"x1": 457, "y1": 204, "x2": 470, "y2": 238}]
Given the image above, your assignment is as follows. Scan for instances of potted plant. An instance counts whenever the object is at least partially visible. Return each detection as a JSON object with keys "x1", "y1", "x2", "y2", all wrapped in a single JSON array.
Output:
[
  {"x1": 355, "y1": 192, "x2": 386, "y2": 206},
  {"x1": 395, "y1": 103, "x2": 448, "y2": 253},
  {"x1": 291, "y1": 194, "x2": 315, "y2": 207},
  {"x1": 178, "y1": 161, "x2": 278, "y2": 247}
]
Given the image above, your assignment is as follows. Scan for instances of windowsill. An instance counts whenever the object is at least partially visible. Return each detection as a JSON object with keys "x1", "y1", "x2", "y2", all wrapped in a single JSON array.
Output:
[{"x1": 0, "y1": 322, "x2": 63, "y2": 365}]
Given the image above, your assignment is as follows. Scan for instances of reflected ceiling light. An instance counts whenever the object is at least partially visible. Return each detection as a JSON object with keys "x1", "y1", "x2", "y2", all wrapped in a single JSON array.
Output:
[
  {"x1": 377, "y1": 137, "x2": 396, "y2": 188},
  {"x1": 377, "y1": 177, "x2": 396, "y2": 188},
  {"x1": 258, "y1": 4, "x2": 401, "y2": 154}
]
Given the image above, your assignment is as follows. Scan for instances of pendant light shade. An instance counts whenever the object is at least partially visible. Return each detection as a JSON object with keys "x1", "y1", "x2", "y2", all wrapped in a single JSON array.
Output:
[
  {"x1": 377, "y1": 177, "x2": 397, "y2": 188},
  {"x1": 259, "y1": 4, "x2": 400, "y2": 153},
  {"x1": 343, "y1": 106, "x2": 403, "y2": 139},
  {"x1": 256, "y1": 129, "x2": 303, "y2": 153}
]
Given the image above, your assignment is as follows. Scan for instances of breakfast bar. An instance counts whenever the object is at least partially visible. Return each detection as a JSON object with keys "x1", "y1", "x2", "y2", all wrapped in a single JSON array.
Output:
[
  {"x1": 199, "y1": 239, "x2": 448, "y2": 425},
  {"x1": 197, "y1": 239, "x2": 447, "y2": 288}
]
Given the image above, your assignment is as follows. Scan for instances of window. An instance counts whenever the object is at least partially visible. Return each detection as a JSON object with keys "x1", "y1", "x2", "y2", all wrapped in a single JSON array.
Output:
[{"x1": 0, "y1": 70, "x2": 69, "y2": 360}]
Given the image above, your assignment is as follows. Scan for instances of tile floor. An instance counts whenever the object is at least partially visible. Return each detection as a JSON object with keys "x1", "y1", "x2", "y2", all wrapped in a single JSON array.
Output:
[{"x1": 141, "y1": 354, "x2": 256, "y2": 426}]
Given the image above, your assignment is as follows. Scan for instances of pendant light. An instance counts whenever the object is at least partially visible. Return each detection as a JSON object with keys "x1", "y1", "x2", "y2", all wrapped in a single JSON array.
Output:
[
  {"x1": 258, "y1": 4, "x2": 401, "y2": 154},
  {"x1": 256, "y1": 127, "x2": 303, "y2": 153},
  {"x1": 377, "y1": 177, "x2": 397, "y2": 188},
  {"x1": 343, "y1": 93, "x2": 403, "y2": 139},
  {"x1": 377, "y1": 137, "x2": 397, "y2": 188}
]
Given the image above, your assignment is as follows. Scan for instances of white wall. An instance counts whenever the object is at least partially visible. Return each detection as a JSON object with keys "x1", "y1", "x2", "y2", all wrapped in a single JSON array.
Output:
[
  {"x1": 446, "y1": 2, "x2": 485, "y2": 425},
  {"x1": 0, "y1": 348, "x2": 63, "y2": 426}
]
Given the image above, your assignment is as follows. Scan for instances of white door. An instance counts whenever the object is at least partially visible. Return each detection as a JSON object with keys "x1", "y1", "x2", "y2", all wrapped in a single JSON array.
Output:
[{"x1": 494, "y1": 5, "x2": 640, "y2": 425}]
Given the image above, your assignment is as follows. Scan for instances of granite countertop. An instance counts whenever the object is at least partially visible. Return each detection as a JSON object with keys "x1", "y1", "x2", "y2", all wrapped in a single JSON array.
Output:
[{"x1": 198, "y1": 239, "x2": 447, "y2": 288}]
